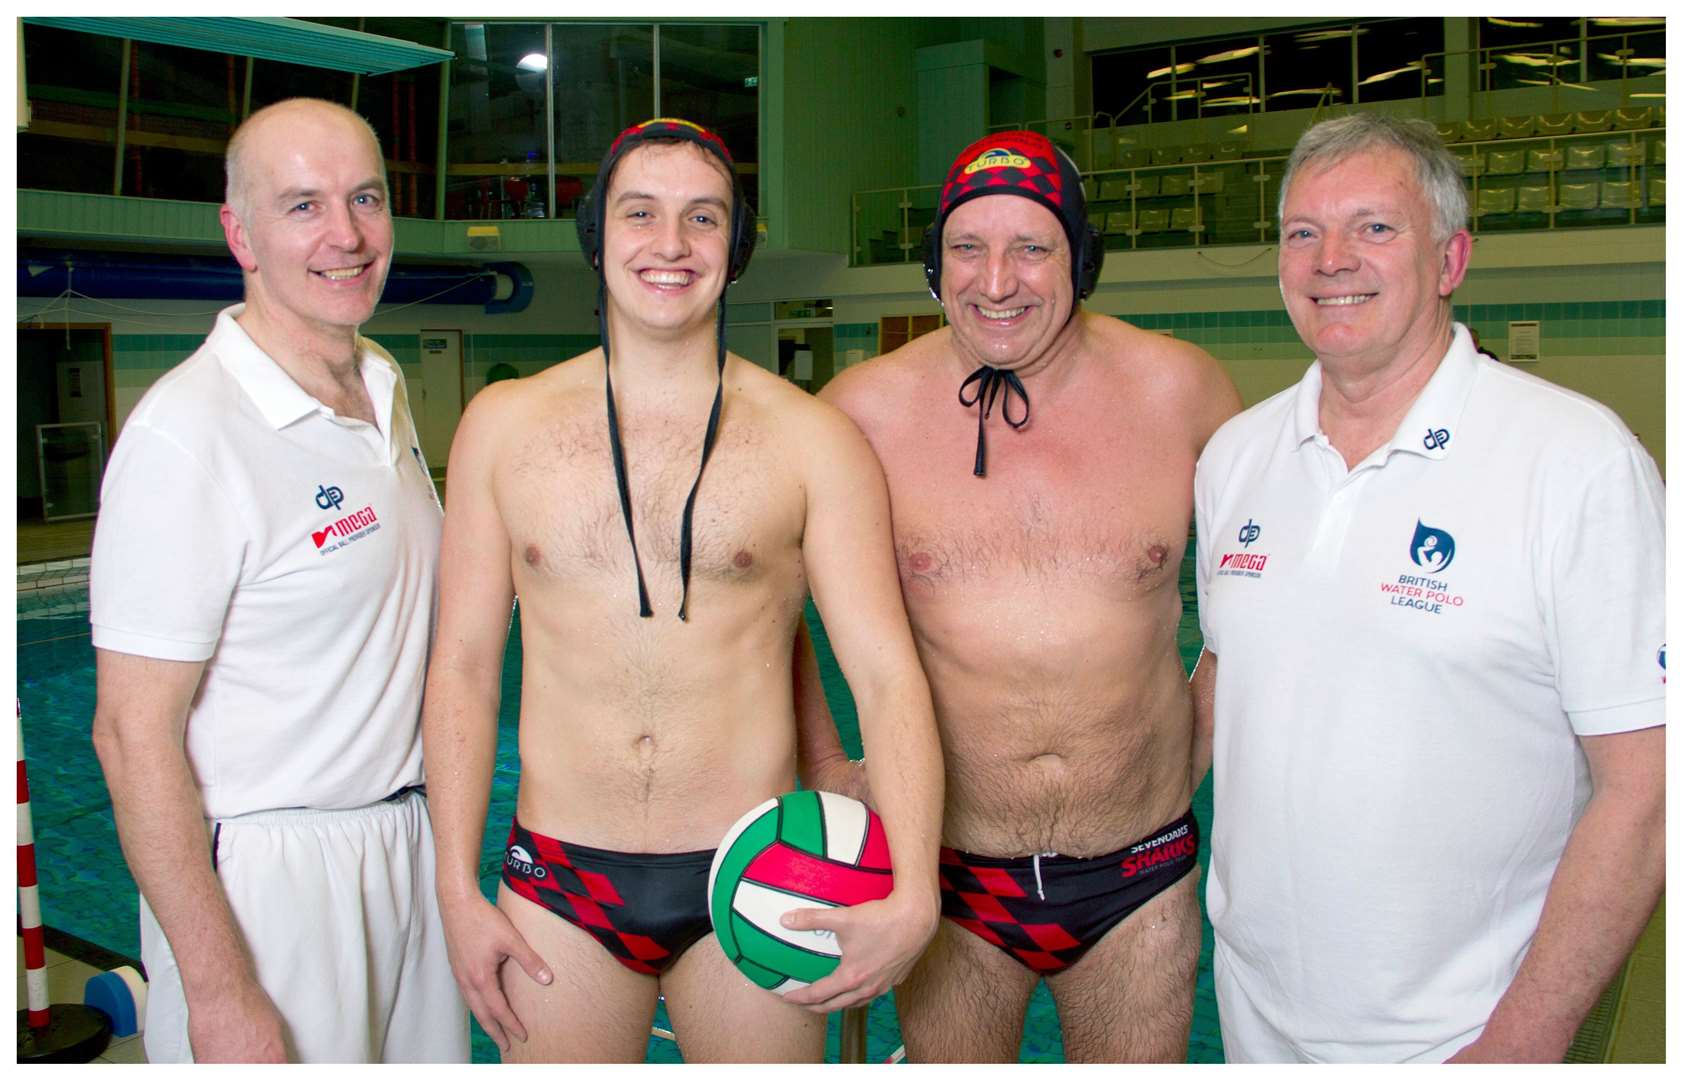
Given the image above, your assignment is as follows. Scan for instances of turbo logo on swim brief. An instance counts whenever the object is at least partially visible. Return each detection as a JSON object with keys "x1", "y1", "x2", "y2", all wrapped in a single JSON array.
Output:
[{"x1": 505, "y1": 844, "x2": 549, "y2": 880}]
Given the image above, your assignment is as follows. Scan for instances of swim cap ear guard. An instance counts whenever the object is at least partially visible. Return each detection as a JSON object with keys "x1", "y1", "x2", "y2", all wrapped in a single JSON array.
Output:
[
  {"x1": 575, "y1": 117, "x2": 757, "y2": 282},
  {"x1": 921, "y1": 130, "x2": 1103, "y2": 304}
]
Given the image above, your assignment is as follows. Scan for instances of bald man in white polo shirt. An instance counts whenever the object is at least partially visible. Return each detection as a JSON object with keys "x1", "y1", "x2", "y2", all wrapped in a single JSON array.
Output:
[
  {"x1": 90, "y1": 98, "x2": 467, "y2": 1062},
  {"x1": 1192, "y1": 114, "x2": 1664, "y2": 1062}
]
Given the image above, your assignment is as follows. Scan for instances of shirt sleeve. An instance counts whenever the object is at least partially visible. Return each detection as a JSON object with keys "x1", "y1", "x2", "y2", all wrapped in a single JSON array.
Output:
[
  {"x1": 1543, "y1": 442, "x2": 1666, "y2": 735},
  {"x1": 89, "y1": 423, "x2": 247, "y2": 661},
  {"x1": 1194, "y1": 453, "x2": 1219, "y2": 656}
]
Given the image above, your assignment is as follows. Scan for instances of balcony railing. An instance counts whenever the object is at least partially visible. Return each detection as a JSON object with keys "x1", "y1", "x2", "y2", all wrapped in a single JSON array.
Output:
[{"x1": 853, "y1": 122, "x2": 1663, "y2": 266}]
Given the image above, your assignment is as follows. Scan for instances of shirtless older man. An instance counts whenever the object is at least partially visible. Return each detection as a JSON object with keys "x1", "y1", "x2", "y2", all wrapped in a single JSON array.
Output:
[
  {"x1": 422, "y1": 119, "x2": 942, "y2": 1063},
  {"x1": 802, "y1": 131, "x2": 1239, "y2": 1061}
]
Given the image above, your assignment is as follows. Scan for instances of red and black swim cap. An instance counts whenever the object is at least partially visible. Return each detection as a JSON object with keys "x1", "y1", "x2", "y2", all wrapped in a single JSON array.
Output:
[
  {"x1": 924, "y1": 130, "x2": 1100, "y2": 301},
  {"x1": 577, "y1": 117, "x2": 757, "y2": 282}
]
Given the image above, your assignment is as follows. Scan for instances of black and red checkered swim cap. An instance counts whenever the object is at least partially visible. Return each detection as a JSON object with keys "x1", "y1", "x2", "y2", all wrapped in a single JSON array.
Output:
[{"x1": 925, "y1": 130, "x2": 1096, "y2": 301}]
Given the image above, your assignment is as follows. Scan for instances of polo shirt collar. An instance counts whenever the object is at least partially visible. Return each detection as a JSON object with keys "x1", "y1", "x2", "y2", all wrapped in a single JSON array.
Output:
[
  {"x1": 1289, "y1": 322, "x2": 1480, "y2": 463},
  {"x1": 212, "y1": 304, "x2": 396, "y2": 438}
]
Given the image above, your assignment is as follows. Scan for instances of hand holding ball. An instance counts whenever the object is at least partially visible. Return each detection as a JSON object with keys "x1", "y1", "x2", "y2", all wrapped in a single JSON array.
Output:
[{"x1": 707, "y1": 790, "x2": 894, "y2": 994}]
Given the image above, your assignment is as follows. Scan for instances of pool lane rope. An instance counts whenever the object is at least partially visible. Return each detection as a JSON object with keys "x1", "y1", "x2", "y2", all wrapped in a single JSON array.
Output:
[{"x1": 18, "y1": 701, "x2": 50, "y2": 1029}]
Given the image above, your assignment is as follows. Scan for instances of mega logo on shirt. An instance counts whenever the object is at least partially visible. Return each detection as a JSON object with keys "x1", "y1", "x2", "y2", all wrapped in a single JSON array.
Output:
[
  {"x1": 309, "y1": 483, "x2": 382, "y2": 554},
  {"x1": 1214, "y1": 518, "x2": 1270, "y2": 578}
]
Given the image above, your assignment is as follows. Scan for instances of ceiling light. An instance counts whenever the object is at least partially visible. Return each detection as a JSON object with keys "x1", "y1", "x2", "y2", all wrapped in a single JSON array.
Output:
[
  {"x1": 1590, "y1": 17, "x2": 1666, "y2": 27},
  {"x1": 1486, "y1": 17, "x2": 1542, "y2": 28},
  {"x1": 1197, "y1": 45, "x2": 1261, "y2": 65},
  {"x1": 516, "y1": 53, "x2": 547, "y2": 72},
  {"x1": 1147, "y1": 62, "x2": 1197, "y2": 78}
]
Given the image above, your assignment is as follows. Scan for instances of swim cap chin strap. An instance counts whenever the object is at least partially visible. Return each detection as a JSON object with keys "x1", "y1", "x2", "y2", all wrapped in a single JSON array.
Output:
[
  {"x1": 957, "y1": 366, "x2": 1030, "y2": 477},
  {"x1": 598, "y1": 279, "x2": 728, "y2": 621}
]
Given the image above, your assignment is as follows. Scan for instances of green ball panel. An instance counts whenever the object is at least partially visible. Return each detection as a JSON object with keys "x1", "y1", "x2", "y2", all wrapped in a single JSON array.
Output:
[
  {"x1": 728, "y1": 912, "x2": 841, "y2": 985},
  {"x1": 731, "y1": 953, "x2": 791, "y2": 992},
  {"x1": 710, "y1": 811, "x2": 783, "y2": 957},
  {"x1": 775, "y1": 789, "x2": 828, "y2": 856}
]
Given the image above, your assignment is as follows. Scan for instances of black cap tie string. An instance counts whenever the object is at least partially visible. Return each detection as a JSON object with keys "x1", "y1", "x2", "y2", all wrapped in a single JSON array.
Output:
[
  {"x1": 600, "y1": 278, "x2": 728, "y2": 621},
  {"x1": 957, "y1": 365, "x2": 1030, "y2": 477}
]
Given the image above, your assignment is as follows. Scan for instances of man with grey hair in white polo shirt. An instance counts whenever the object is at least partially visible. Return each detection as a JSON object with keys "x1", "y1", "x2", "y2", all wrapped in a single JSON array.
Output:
[
  {"x1": 90, "y1": 98, "x2": 467, "y2": 1063},
  {"x1": 1192, "y1": 113, "x2": 1664, "y2": 1062}
]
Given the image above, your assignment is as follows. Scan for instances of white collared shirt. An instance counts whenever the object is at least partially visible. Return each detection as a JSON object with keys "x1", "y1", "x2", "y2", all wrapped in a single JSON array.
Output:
[
  {"x1": 1193, "y1": 323, "x2": 1665, "y2": 1062},
  {"x1": 91, "y1": 306, "x2": 443, "y2": 816}
]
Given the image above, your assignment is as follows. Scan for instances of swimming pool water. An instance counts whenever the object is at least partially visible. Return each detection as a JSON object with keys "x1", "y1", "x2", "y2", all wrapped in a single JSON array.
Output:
[{"x1": 15, "y1": 556, "x2": 1219, "y2": 1063}]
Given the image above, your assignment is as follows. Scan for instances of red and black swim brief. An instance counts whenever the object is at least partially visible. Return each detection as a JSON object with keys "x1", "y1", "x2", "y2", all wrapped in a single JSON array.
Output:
[
  {"x1": 501, "y1": 818, "x2": 715, "y2": 975},
  {"x1": 938, "y1": 808, "x2": 1200, "y2": 973}
]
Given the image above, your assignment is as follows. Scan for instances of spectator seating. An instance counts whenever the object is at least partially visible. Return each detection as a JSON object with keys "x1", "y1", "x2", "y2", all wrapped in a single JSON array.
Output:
[{"x1": 1557, "y1": 182, "x2": 1600, "y2": 210}]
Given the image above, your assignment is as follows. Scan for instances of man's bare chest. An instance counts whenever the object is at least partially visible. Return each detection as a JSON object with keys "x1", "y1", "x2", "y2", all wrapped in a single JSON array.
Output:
[{"x1": 496, "y1": 412, "x2": 803, "y2": 587}]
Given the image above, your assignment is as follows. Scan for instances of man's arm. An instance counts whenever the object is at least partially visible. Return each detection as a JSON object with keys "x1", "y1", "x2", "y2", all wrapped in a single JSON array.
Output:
[
  {"x1": 779, "y1": 404, "x2": 944, "y2": 1014},
  {"x1": 420, "y1": 385, "x2": 551, "y2": 1052},
  {"x1": 1448, "y1": 725, "x2": 1664, "y2": 1062},
  {"x1": 92, "y1": 651, "x2": 289, "y2": 1062},
  {"x1": 792, "y1": 619, "x2": 871, "y2": 803}
]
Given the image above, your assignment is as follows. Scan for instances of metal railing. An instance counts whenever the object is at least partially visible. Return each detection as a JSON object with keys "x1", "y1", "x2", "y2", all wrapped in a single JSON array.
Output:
[{"x1": 852, "y1": 123, "x2": 1663, "y2": 265}]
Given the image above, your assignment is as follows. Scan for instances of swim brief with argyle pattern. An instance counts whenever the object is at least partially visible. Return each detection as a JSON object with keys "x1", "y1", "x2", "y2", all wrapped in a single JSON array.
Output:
[{"x1": 938, "y1": 808, "x2": 1199, "y2": 973}]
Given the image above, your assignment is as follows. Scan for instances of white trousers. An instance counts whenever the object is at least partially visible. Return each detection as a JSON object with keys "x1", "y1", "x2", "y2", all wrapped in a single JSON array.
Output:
[{"x1": 140, "y1": 791, "x2": 468, "y2": 1062}]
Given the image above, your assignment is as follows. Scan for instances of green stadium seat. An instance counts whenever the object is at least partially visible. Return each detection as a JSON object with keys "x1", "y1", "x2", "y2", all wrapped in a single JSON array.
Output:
[
  {"x1": 1211, "y1": 141, "x2": 1244, "y2": 161},
  {"x1": 1137, "y1": 207, "x2": 1170, "y2": 233},
  {"x1": 1526, "y1": 148, "x2": 1564, "y2": 172},
  {"x1": 1535, "y1": 112, "x2": 1573, "y2": 136},
  {"x1": 1613, "y1": 106, "x2": 1654, "y2": 130},
  {"x1": 1160, "y1": 173, "x2": 1191, "y2": 197},
  {"x1": 1182, "y1": 143, "x2": 1212, "y2": 163},
  {"x1": 1170, "y1": 205, "x2": 1204, "y2": 232},
  {"x1": 1574, "y1": 110, "x2": 1612, "y2": 133},
  {"x1": 1435, "y1": 121, "x2": 1461, "y2": 142},
  {"x1": 1600, "y1": 180, "x2": 1639, "y2": 209},
  {"x1": 1607, "y1": 140, "x2": 1647, "y2": 167},
  {"x1": 1118, "y1": 147, "x2": 1151, "y2": 170},
  {"x1": 1461, "y1": 117, "x2": 1496, "y2": 141},
  {"x1": 1191, "y1": 171, "x2": 1226, "y2": 194},
  {"x1": 1097, "y1": 179, "x2": 1127, "y2": 203},
  {"x1": 1565, "y1": 144, "x2": 1606, "y2": 171},
  {"x1": 1650, "y1": 177, "x2": 1664, "y2": 207},
  {"x1": 1126, "y1": 175, "x2": 1160, "y2": 198},
  {"x1": 1151, "y1": 146, "x2": 1182, "y2": 166},
  {"x1": 1497, "y1": 115, "x2": 1536, "y2": 139},
  {"x1": 1104, "y1": 210, "x2": 1132, "y2": 234},
  {"x1": 1486, "y1": 149, "x2": 1525, "y2": 175},
  {"x1": 1475, "y1": 186, "x2": 1516, "y2": 217},
  {"x1": 1557, "y1": 182, "x2": 1599, "y2": 210},
  {"x1": 1452, "y1": 148, "x2": 1486, "y2": 176},
  {"x1": 1516, "y1": 184, "x2": 1552, "y2": 212}
]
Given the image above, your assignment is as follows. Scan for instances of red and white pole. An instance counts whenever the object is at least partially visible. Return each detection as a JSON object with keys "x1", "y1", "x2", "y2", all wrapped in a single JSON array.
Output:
[
  {"x1": 18, "y1": 701, "x2": 50, "y2": 1028},
  {"x1": 17, "y1": 700, "x2": 114, "y2": 1062}
]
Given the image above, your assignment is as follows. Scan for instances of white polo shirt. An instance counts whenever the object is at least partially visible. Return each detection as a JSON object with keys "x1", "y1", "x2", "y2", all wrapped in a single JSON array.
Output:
[
  {"x1": 91, "y1": 306, "x2": 443, "y2": 818},
  {"x1": 1193, "y1": 324, "x2": 1664, "y2": 1063}
]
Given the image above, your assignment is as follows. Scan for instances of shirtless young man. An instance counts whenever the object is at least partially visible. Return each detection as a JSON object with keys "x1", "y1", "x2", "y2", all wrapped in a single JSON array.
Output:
[
  {"x1": 422, "y1": 119, "x2": 942, "y2": 1063},
  {"x1": 801, "y1": 131, "x2": 1240, "y2": 1061}
]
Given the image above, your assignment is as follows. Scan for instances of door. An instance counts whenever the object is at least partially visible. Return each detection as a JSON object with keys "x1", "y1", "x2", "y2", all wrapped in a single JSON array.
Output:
[{"x1": 417, "y1": 330, "x2": 463, "y2": 474}]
